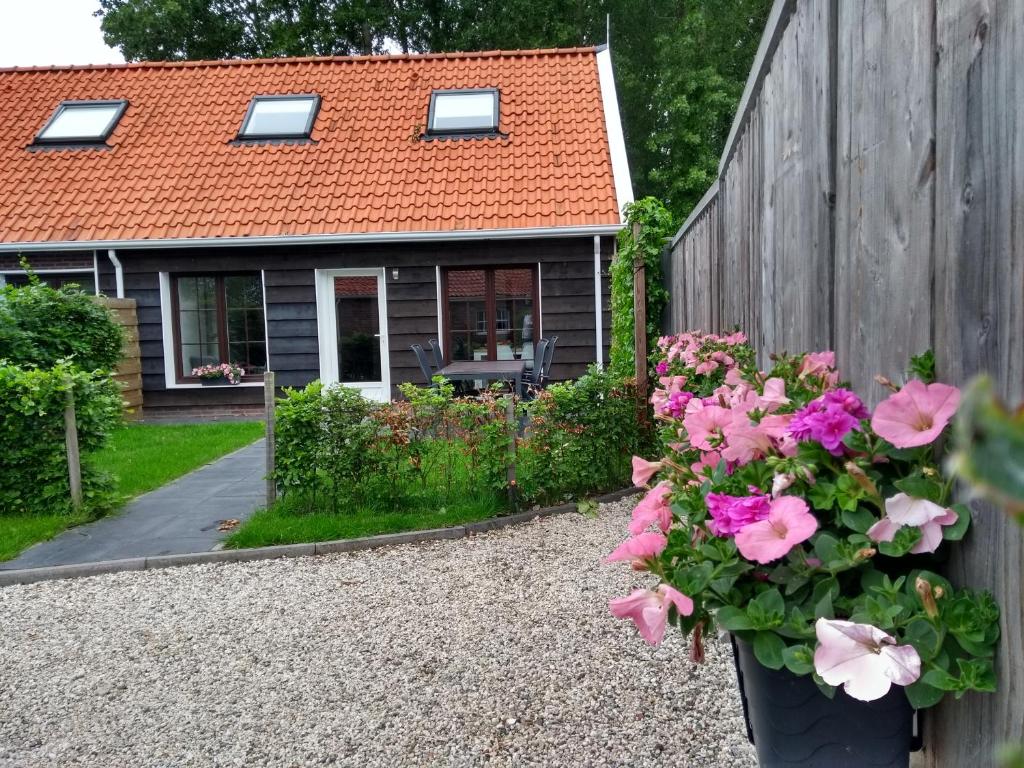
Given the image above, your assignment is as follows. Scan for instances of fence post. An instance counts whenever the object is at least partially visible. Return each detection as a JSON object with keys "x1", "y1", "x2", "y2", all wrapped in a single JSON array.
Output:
[
  {"x1": 63, "y1": 378, "x2": 82, "y2": 510},
  {"x1": 505, "y1": 395, "x2": 518, "y2": 513},
  {"x1": 632, "y1": 221, "x2": 649, "y2": 419},
  {"x1": 264, "y1": 371, "x2": 276, "y2": 507}
]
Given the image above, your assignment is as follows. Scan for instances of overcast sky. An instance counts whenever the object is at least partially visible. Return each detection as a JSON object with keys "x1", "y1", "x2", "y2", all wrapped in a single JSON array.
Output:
[{"x1": 0, "y1": 1, "x2": 124, "y2": 68}]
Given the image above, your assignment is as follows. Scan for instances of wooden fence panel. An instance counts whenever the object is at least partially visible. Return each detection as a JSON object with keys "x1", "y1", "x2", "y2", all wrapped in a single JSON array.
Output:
[
  {"x1": 929, "y1": 0, "x2": 1024, "y2": 763},
  {"x1": 96, "y1": 297, "x2": 143, "y2": 420},
  {"x1": 663, "y1": 0, "x2": 1023, "y2": 759},
  {"x1": 835, "y1": 0, "x2": 936, "y2": 402}
]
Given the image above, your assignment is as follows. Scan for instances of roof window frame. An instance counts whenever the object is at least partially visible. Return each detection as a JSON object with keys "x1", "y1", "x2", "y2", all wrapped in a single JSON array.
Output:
[
  {"x1": 237, "y1": 94, "x2": 321, "y2": 141},
  {"x1": 426, "y1": 88, "x2": 500, "y2": 137},
  {"x1": 33, "y1": 99, "x2": 128, "y2": 146}
]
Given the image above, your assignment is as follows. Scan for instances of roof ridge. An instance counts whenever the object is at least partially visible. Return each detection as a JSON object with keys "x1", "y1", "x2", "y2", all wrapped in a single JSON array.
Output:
[{"x1": 0, "y1": 46, "x2": 599, "y2": 75}]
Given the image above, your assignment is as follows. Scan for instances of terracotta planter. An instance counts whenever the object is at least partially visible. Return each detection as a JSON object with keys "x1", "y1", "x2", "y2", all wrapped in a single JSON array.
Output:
[{"x1": 731, "y1": 637, "x2": 918, "y2": 768}]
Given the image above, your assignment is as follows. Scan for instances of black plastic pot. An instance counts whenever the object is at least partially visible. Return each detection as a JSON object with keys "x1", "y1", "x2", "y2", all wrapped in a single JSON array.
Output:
[{"x1": 731, "y1": 637, "x2": 918, "y2": 767}]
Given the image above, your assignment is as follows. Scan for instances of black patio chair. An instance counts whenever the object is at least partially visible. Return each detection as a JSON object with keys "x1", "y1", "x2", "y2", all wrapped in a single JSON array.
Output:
[
  {"x1": 520, "y1": 338, "x2": 549, "y2": 396},
  {"x1": 540, "y1": 335, "x2": 558, "y2": 385},
  {"x1": 427, "y1": 338, "x2": 444, "y2": 370},
  {"x1": 411, "y1": 344, "x2": 436, "y2": 385}
]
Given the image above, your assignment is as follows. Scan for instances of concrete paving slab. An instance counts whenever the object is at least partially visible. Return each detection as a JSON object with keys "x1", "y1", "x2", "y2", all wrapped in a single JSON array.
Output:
[{"x1": 1, "y1": 440, "x2": 267, "y2": 569}]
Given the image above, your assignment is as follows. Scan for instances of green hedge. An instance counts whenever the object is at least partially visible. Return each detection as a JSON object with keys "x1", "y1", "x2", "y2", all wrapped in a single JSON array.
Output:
[
  {"x1": 0, "y1": 278, "x2": 123, "y2": 371},
  {"x1": 0, "y1": 361, "x2": 123, "y2": 515}
]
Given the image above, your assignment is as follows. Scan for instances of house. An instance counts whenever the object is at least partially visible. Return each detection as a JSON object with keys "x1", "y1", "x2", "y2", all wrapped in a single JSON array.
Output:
[{"x1": 0, "y1": 47, "x2": 632, "y2": 418}]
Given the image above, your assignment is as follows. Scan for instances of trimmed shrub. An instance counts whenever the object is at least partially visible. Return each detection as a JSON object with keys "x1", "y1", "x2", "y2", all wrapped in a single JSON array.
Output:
[
  {"x1": 0, "y1": 278, "x2": 124, "y2": 371},
  {"x1": 0, "y1": 361, "x2": 123, "y2": 515}
]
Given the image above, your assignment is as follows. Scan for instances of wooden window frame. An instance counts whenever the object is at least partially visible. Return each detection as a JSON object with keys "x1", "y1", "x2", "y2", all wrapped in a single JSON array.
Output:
[
  {"x1": 440, "y1": 265, "x2": 540, "y2": 364},
  {"x1": 169, "y1": 272, "x2": 266, "y2": 384}
]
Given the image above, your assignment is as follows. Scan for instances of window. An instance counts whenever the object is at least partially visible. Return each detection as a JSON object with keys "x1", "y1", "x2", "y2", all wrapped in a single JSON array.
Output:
[
  {"x1": 238, "y1": 95, "x2": 320, "y2": 139},
  {"x1": 172, "y1": 274, "x2": 266, "y2": 380},
  {"x1": 34, "y1": 100, "x2": 127, "y2": 145},
  {"x1": 444, "y1": 267, "x2": 537, "y2": 362},
  {"x1": 428, "y1": 89, "x2": 499, "y2": 134}
]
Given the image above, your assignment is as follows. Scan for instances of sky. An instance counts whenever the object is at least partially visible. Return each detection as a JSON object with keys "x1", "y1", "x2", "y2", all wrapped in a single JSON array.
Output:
[{"x1": 0, "y1": 0, "x2": 124, "y2": 68}]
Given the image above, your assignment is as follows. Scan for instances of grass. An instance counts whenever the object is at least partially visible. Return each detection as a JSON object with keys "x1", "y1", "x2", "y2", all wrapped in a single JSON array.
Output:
[
  {"x1": 92, "y1": 421, "x2": 265, "y2": 500},
  {"x1": 226, "y1": 440, "x2": 508, "y2": 549},
  {"x1": 0, "y1": 421, "x2": 264, "y2": 562}
]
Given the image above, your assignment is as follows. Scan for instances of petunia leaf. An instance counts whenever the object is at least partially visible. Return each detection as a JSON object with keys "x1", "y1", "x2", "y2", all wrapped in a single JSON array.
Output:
[
  {"x1": 753, "y1": 631, "x2": 786, "y2": 670},
  {"x1": 904, "y1": 678, "x2": 945, "y2": 709},
  {"x1": 840, "y1": 505, "x2": 876, "y2": 534},
  {"x1": 894, "y1": 474, "x2": 944, "y2": 503},
  {"x1": 942, "y1": 503, "x2": 972, "y2": 541},
  {"x1": 716, "y1": 605, "x2": 754, "y2": 631},
  {"x1": 781, "y1": 643, "x2": 815, "y2": 675}
]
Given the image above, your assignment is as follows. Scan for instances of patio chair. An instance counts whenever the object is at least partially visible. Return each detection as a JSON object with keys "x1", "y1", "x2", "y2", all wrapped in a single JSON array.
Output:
[
  {"x1": 411, "y1": 344, "x2": 436, "y2": 385},
  {"x1": 540, "y1": 335, "x2": 558, "y2": 385},
  {"x1": 427, "y1": 338, "x2": 444, "y2": 370},
  {"x1": 520, "y1": 338, "x2": 549, "y2": 395}
]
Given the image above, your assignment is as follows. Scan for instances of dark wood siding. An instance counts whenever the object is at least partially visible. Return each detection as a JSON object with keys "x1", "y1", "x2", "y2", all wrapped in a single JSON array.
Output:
[{"x1": 82, "y1": 234, "x2": 615, "y2": 407}]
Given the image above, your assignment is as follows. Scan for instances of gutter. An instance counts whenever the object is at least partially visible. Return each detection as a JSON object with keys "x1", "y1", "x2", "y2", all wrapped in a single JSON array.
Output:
[{"x1": 0, "y1": 224, "x2": 625, "y2": 254}]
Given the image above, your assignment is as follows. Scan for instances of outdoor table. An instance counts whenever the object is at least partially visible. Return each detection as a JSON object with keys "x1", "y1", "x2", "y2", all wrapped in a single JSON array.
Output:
[{"x1": 437, "y1": 360, "x2": 527, "y2": 394}]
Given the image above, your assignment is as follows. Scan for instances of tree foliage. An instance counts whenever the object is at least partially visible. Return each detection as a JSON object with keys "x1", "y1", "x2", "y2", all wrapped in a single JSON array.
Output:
[{"x1": 95, "y1": 0, "x2": 771, "y2": 221}]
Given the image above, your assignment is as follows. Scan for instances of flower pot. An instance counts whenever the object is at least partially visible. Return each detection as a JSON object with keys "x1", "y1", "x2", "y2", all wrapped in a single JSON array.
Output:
[
  {"x1": 731, "y1": 637, "x2": 917, "y2": 768},
  {"x1": 200, "y1": 377, "x2": 236, "y2": 386}
]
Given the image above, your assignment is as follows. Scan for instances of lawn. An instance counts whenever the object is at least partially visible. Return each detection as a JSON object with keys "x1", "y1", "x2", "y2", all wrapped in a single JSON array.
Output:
[
  {"x1": 0, "y1": 421, "x2": 264, "y2": 562},
  {"x1": 226, "y1": 440, "x2": 507, "y2": 549}
]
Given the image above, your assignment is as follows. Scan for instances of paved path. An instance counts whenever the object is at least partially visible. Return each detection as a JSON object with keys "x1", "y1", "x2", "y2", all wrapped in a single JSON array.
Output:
[{"x1": 1, "y1": 441, "x2": 266, "y2": 570}]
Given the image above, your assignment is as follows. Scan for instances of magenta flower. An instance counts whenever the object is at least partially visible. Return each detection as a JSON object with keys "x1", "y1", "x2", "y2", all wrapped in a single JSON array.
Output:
[
  {"x1": 609, "y1": 584, "x2": 694, "y2": 646},
  {"x1": 870, "y1": 380, "x2": 960, "y2": 448},
  {"x1": 706, "y1": 492, "x2": 771, "y2": 537},
  {"x1": 655, "y1": 360, "x2": 670, "y2": 375},
  {"x1": 788, "y1": 401, "x2": 862, "y2": 455},
  {"x1": 821, "y1": 388, "x2": 869, "y2": 419},
  {"x1": 631, "y1": 456, "x2": 663, "y2": 487},
  {"x1": 605, "y1": 531, "x2": 667, "y2": 567},
  {"x1": 629, "y1": 482, "x2": 673, "y2": 535},
  {"x1": 735, "y1": 496, "x2": 818, "y2": 563},
  {"x1": 867, "y1": 493, "x2": 959, "y2": 554},
  {"x1": 813, "y1": 618, "x2": 921, "y2": 701}
]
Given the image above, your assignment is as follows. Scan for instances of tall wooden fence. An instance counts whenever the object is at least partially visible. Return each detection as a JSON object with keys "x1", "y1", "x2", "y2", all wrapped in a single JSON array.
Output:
[
  {"x1": 96, "y1": 297, "x2": 143, "y2": 420},
  {"x1": 666, "y1": 0, "x2": 1022, "y2": 763}
]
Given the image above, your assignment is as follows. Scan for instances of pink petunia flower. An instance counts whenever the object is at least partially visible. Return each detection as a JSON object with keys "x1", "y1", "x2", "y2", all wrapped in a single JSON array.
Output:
[
  {"x1": 867, "y1": 493, "x2": 959, "y2": 554},
  {"x1": 870, "y1": 380, "x2": 961, "y2": 448},
  {"x1": 683, "y1": 405, "x2": 732, "y2": 451},
  {"x1": 706, "y1": 492, "x2": 771, "y2": 537},
  {"x1": 605, "y1": 531, "x2": 667, "y2": 567},
  {"x1": 813, "y1": 618, "x2": 921, "y2": 702},
  {"x1": 735, "y1": 496, "x2": 818, "y2": 563},
  {"x1": 629, "y1": 482, "x2": 674, "y2": 535},
  {"x1": 609, "y1": 584, "x2": 694, "y2": 645},
  {"x1": 631, "y1": 456, "x2": 663, "y2": 487},
  {"x1": 759, "y1": 377, "x2": 790, "y2": 411}
]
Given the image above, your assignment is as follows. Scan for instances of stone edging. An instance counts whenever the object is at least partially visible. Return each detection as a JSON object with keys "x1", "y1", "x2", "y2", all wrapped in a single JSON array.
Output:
[{"x1": 0, "y1": 487, "x2": 641, "y2": 588}]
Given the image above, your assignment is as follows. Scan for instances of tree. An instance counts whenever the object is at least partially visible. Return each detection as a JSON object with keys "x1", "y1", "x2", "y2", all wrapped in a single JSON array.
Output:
[{"x1": 95, "y1": 0, "x2": 771, "y2": 222}]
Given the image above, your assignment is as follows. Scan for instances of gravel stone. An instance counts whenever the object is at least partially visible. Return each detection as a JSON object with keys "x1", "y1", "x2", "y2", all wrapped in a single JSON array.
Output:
[{"x1": 0, "y1": 496, "x2": 756, "y2": 767}]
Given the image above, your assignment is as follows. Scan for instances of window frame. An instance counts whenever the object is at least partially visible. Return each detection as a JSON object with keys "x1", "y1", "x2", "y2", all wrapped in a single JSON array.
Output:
[
  {"x1": 441, "y1": 264, "x2": 539, "y2": 364},
  {"x1": 169, "y1": 272, "x2": 268, "y2": 384},
  {"x1": 237, "y1": 94, "x2": 321, "y2": 141},
  {"x1": 427, "y1": 88, "x2": 500, "y2": 136},
  {"x1": 33, "y1": 99, "x2": 128, "y2": 146}
]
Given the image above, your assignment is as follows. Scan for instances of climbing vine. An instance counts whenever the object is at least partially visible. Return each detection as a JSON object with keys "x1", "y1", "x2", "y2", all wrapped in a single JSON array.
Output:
[{"x1": 608, "y1": 197, "x2": 675, "y2": 380}]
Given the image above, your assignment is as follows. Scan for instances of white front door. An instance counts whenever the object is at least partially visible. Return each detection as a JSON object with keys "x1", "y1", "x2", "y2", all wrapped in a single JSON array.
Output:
[{"x1": 315, "y1": 268, "x2": 390, "y2": 402}]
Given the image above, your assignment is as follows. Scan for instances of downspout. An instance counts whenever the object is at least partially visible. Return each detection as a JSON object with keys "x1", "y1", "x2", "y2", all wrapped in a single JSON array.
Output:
[
  {"x1": 594, "y1": 235, "x2": 604, "y2": 369},
  {"x1": 92, "y1": 250, "x2": 100, "y2": 296},
  {"x1": 107, "y1": 249, "x2": 124, "y2": 299}
]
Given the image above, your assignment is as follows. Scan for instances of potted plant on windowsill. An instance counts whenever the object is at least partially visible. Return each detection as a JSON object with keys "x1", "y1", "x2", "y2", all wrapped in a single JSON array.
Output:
[
  {"x1": 607, "y1": 333, "x2": 1000, "y2": 768},
  {"x1": 192, "y1": 363, "x2": 244, "y2": 386}
]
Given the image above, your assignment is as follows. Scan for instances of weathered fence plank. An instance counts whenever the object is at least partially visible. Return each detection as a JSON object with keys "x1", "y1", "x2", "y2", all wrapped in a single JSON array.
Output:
[
  {"x1": 834, "y1": 0, "x2": 936, "y2": 402},
  {"x1": 929, "y1": 0, "x2": 1024, "y2": 763}
]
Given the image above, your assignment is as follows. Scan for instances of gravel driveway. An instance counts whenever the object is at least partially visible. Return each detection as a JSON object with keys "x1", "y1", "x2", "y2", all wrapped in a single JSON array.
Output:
[{"x1": 0, "y1": 497, "x2": 755, "y2": 768}]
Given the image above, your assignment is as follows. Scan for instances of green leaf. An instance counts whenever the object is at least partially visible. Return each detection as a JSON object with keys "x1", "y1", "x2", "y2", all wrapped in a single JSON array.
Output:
[
  {"x1": 894, "y1": 474, "x2": 944, "y2": 503},
  {"x1": 904, "y1": 679, "x2": 945, "y2": 710},
  {"x1": 943, "y1": 503, "x2": 972, "y2": 541},
  {"x1": 808, "y1": 481, "x2": 837, "y2": 511},
  {"x1": 781, "y1": 644, "x2": 815, "y2": 675},
  {"x1": 753, "y1": 631, "x2": 786, "y2": 670},
  {"x1": 813, "y1": 533, "x2": 841, "y2": 564},
  {"x1": 840, "y1": 506, "x2": 877, "y2": 534},
  {"x1": 716, "y1": 606, "x2": 753, "y2": 631},
  {"x1": 922, "y1": 668, "x2": 960, "y2": 691},
  {"x1": 812, "y1": 673, "x2": 837, "y2": 699},
  {"x1": 877, "y1": 525, "x2": 922, "y2": 557},
  {"x1": 904, "y1": 619, "x2": 943, "y2": 662}
]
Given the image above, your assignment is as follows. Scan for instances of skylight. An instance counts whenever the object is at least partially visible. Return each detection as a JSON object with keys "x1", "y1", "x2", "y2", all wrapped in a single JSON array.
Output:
[
  {"x1": 239, "y1": 95, "x2": 320, "y2": 139},
  {"x1": 428, "y1": 89, "x2": 499, "y2": 134},
  {"x1": 35, "y1": 100, "x2": 127, "y2": 145}
]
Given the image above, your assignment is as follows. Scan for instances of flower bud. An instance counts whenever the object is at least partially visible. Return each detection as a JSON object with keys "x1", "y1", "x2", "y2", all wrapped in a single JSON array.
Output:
[
  {"x1": 855, "y1": 547, "x2": 876, "y2": 560},
  {"x1": 844, "y1": 462, "x2": 880, "y2": 498},
  {"x1": 690, "y1": 621, "x2": 706, "y2": 663},
  {"x1": 874, "y1": 375, "x2": 900, "y2": 393},
  {"x1": 915, "y1": 577, "x2": 940, "y2": 619}
]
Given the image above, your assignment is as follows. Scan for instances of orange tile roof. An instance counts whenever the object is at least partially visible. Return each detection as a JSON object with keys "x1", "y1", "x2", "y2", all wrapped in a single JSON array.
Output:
[{"x1": 0, "y1": 48, "x2": 623, "y2": 246}]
